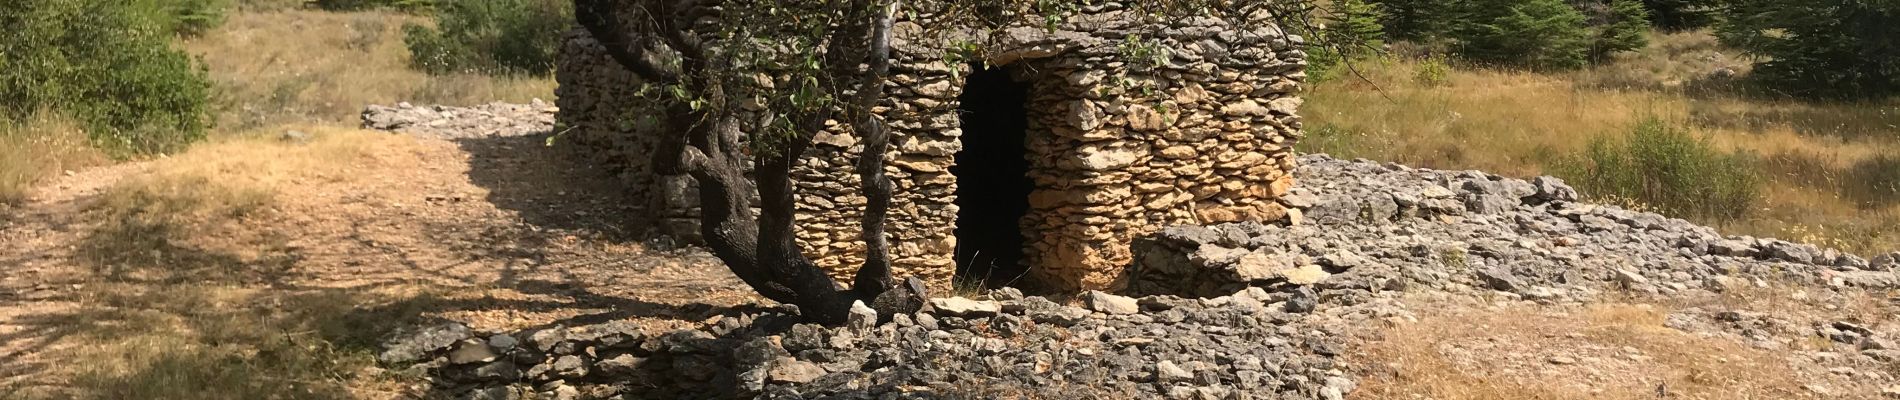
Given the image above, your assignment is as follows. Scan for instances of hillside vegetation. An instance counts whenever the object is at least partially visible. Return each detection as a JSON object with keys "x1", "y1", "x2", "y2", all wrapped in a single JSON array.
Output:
[
  {"x1": 1307, "y1": 30, "x2": 1900, "y2": 254},
  {"x1": 0, "y1": 2, "x2": 555, "y2": 206}
]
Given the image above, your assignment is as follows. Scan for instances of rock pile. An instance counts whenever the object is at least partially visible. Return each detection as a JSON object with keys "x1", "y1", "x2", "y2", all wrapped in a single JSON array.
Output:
[
  {"x1": 385, "y1": 286, "x2": 1390, "y2": 400},
  {"x1": 1127, "y1": 154, "x2": 1898, "y2": 298},
  {"x1": 362, "y1": 101, "x2": 557, "y2": 139},
  {"x1": 382, "y1": 154, "x2": 1900, "y2": 399}
]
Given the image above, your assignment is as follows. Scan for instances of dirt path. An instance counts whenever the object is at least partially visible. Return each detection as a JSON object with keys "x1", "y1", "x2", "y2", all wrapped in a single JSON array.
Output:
[{"x1": 0, "y1": 127, "x2": 756, "y2": 397}]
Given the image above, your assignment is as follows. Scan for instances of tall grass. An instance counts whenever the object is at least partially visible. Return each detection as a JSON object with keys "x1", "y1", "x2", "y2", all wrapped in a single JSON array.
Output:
[
  {"x1": 1306, "y1": 30, "x2": 1900, "y2": 253},
  {"x1": 0, "y1": 115, "x2": 106, "y2": 205},
  {"x1": 184, "y1": 10, "x2": 555, "y2": 130},
  {"x1": 1560, "y1": 118, "x2": 1762, "y2": 221},
  {"x1": 1845, "y1": 155, "x2": 1900, "y2": 209}
]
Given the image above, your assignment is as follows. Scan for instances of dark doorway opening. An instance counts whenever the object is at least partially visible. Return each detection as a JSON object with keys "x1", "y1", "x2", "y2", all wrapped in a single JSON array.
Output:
[{"x1": 951, "y1": 63, "x2": 1033, "y2": 288}]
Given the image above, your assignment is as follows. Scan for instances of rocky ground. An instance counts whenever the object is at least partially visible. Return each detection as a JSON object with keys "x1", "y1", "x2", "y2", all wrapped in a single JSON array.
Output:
[{"x1": 360, "y1": 102, "x2": 1900, "y2": 400}]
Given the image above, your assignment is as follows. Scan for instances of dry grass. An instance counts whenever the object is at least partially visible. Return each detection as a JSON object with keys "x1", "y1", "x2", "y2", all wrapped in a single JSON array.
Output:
[
  {"x1": 0, "y1": 115, "x2": 108, "y2": 206},
  {"x1": 80, "y1": 126, "x2": 409, "y2": 283},
  {"x1": 0, "y1": 7, "x2": 561, "y2": 399},
  {"x1": 184, "y1": 9, "x2": 555, "y2": 130},
  {"x1": 4, "y1": 128, "x2": 433, "y2": 399},
  {"x1": 1307, "y1": 30, "x2": 1900, "y2": 254},
  {"x1": 4, "y1": 7, "x2": 553, "y2": 209},
  {"x1": 1353, "y1": 302, "x2": 1815, "y2": 400}
]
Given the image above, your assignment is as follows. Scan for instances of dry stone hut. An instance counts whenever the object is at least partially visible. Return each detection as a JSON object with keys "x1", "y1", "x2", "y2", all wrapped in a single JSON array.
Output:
[{"x1": 556, "y1": 4, "x2": 1306, "y2": 293}]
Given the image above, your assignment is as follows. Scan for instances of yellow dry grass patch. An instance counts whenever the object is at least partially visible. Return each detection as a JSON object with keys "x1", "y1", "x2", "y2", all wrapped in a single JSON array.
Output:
[
  {"x1": 5, "y1": 128, "x2": 436, "y2": 400},
  {"x1": 1353, "y1": 303, "x2": 1813, "y2": 400},
  {"x1": 0, "y1": 115, "x2": 107, "y2": 206},
  {"x1": 80, "y1": 126, "x2": 415, "y2": 283},
  {"x1": 1308, "y1": 30, "x2": 1900, "y2": 253},
  {"x1": 185, "y1": 9, "x2": 555, "y2": 130}
]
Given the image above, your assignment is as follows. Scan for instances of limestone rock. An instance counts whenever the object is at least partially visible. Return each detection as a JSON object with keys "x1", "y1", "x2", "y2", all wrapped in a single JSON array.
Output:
[
  {"x1": 1084, "y1": 291, "x2": 1140, "y2": 314},
  {"x1": 928, "y1": 297, "x2": 1001, "y2": 317},
  {"x1": 768, "y1": 358, "x2": 826, "y2": 384}
]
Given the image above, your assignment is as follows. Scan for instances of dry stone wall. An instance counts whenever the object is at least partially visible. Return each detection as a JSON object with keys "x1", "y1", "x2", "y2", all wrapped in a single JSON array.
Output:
[{"x1": 556, "y1": 3, "x2": 1306, "y2": 293}]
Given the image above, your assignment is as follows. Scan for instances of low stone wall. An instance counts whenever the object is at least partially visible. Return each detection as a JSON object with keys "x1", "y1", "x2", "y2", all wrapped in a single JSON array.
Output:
[
  {"x1": 555, "y1": 4, "x2": 1307, "y2": 292},
  {"x1": 1125, "y1": 154, "x2": 1900, "y2": 299}
]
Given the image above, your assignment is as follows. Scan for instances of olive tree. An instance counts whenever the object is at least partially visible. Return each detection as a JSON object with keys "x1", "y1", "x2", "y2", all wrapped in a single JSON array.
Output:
[{"x1": 570, "y1": 0, "x2": 1302, "y2": 324}]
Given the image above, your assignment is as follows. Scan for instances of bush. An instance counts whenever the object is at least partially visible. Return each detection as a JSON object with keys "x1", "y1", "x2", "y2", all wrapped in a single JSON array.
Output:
[
  {"x1": 0, "y1": 0, "x2": 215, "y2": 156},
  {"x1": 1414, "y1": 54, "x2": 1451, "y2": 86},
  {"x1": 1716, "y1": 0, "x2": 1900, "y2": 100},
  {"x1": 403, "y1": 0, "x2": 572, "y2": 76},
  {"x1": 138, "y1": 0, "x2": 230, "y2": 37},
  {"x1": 1451, "y1": 0, "x2": 1593, "y2": 71},
  {"x1": 1560, "y1": 118, "x2": 1761, "y2": 222}
]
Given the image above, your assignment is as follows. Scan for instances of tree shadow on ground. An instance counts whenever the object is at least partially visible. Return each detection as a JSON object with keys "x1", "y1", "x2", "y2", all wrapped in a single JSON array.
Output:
[
  {"x1": 0, "y1": 275, "x2": 743, "y2": 399},
  {"x1": 453, "y1": 132, "x2": 659, "y2": 243}
]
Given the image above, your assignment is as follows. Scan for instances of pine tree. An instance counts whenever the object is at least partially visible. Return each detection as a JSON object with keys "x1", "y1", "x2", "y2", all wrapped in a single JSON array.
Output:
[
  {"x1": 1588, "y1": 0, "x2": 1650, "y2": 62},
  {"x1": 1640, "y1": 0, "x2": 1714, "y2": 31},
  {"x1": 1368, "y1": 0, "x2": 1452, "y2": 41},
  {"x1": 1308, "y1": 0, "x2": 1387, "y2": 81},
  {"x1": 1717, "y1": 0, "x2": 1900, "y2": 99},
  {"x1": 1453, "y1": 0, "x2": 1592, "y2": 71}
]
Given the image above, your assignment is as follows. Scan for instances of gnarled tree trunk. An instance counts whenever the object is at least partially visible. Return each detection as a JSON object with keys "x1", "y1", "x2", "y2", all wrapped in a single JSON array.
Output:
[{"x1": 572, "y1": 0, "x2": 911, "y2": 324}]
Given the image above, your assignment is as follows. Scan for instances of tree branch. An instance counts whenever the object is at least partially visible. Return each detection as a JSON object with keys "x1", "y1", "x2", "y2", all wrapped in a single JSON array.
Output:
[
  {"x1": 572, "y1": 0, "x2": 680, "y2": 83},
  {"x1": 849, "y1": 0, "x2": 899, "y2": 299}
]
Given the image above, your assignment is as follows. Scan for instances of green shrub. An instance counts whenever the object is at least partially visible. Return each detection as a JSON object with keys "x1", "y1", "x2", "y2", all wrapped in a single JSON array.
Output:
[
  {"x1": 1560, "y1": 117, "x2": 1762, "y2": 222},
  {"x1": 1452, "y1": 0, "x2": 1593, "y2": 71},
  {"x1": 1716, "y1": 0, "x2": 1900, "y2": 100},
  {"x1": 137, "y1": 0, "x2": 230, "y2": 37},
  {"x1": 1414, "y1": 54, "x2": 1451, "y2": 86},
  {"x1": 0, "y1": 0, "x2": 214, "y2": 156},
  {"x1": 1845, "y1": 155, "x2": 1900, "y2": 209},
  {"x1": 403, "y1": 0, "x2": 572, "y2": 76}
]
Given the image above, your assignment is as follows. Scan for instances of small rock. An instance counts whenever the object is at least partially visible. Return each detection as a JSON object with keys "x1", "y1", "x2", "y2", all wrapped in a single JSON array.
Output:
[
  {"x1": 549, "y1": 355, "x2": 589, "y2": 378},
  {"x1": 1084, "y1": 291, "x2": 1140, "y2": 315},
  {"x1": 487, "y1": 334, "x2": 519, "y2": 351},
  {"x1": 1155, "y1": 360, "x2": 1194, "y2": 382},
  {"x1": 379, "y1": 323, "x2": 472, "y2": 364},
  {"x1": 1614, "y1": 269, "x2": 1649, "y2": 286},
  {"x1": 595, "y1": 354, "x2": 645, "y2": 377},
  {"x1": 1285, "y1": 287, "x2": 1318, "y2": 313},
  {"x1": 470, "y1": 360, "x2": 522, "y2": 382},
  {"x1": 448, "y1": 339, "x2": 499, "y2": 365},
  {"x1": 1547, "y1": 355, "x2": 1577, "y2": 365},
  {"x1": 1278, "y1": 265, "x2": 1332, "y2": 285},
  {"x1": 1476, "y1": 268, "x2": 1522, "y2": 292},
  {"x1": 461, "y1": 386, "x2": 520, "y2": 400},
  {"x1": 928, "y1": 297, "x2": 1001, "y2": 317},
  {"x1": 769, "y1": 358, "x2": 827, "y2": 384},
  {"x1": 847, "y1": 300, "x2": 877, "y2": 332}
]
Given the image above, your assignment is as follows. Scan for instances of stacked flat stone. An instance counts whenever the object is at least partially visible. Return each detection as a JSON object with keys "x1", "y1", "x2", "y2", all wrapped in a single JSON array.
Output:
[{"x1": 554, "y1": 2, "x2": 1306, "y2": 293}]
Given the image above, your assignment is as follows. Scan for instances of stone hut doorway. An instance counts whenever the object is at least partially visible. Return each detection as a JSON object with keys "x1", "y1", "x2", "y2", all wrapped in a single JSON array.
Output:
[{"x1": 951, "y1": 63, "x2": 1033, "y2": 287}]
